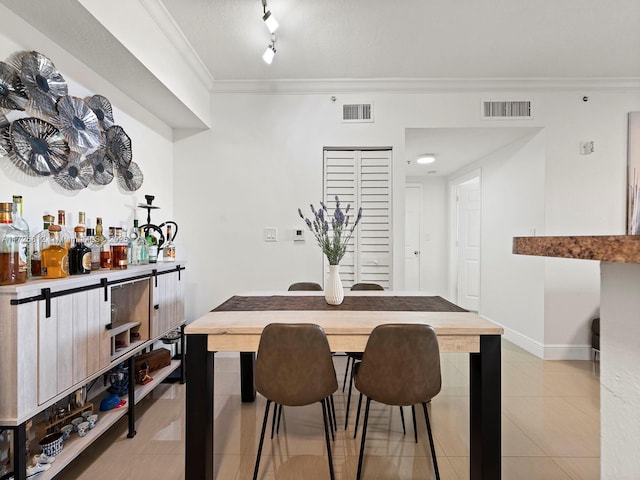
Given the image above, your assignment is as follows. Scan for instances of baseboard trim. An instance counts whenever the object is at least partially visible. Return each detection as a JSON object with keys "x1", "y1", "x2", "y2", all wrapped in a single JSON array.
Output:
[{"x1": 480, "y1": 315, "x2": 592, "y2": 360}]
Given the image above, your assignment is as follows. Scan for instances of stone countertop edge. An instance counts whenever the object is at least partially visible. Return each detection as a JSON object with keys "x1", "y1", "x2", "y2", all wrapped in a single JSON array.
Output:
[{"x1": 512, "y1": 235, "x2": 640, "y2": 264}]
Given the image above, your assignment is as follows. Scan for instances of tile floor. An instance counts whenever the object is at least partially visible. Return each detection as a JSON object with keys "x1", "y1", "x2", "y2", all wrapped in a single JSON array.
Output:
[{"x1": 55, "y1": 341, "x2": 600, "y2": 479}]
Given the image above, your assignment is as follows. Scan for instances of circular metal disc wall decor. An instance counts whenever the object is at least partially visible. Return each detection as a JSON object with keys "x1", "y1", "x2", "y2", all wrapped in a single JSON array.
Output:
[
  {"x1": 116, "y1": 161, "x2": 143, "y2": 191},
  {"x1": 20, "y1": 51, "x2": 68, "y2": 117},
  {"x1": 86, "y1": 148, "x2": 114, "y2": 185},
  {"x1": 9, "y1": 117, "x2": 70, "y2": 176},
  {"x1": 0, "y1": 61, "x2": 28, "y2": 111},
  {"x1": 56, "y1": 95, "x2": 101, "y2": 152},
  {"x1": 105, "y1": 125, "x2": 132, "y2": 168},
  {"x1": 0, "y1": 124, "x2": 12, "y2": 156},
  {"x1": 54, "y1": 152, "x2": 92, "y2": 190},
  {"x1": 86, "y1": 94, "x2": 114, "y2": 129}
]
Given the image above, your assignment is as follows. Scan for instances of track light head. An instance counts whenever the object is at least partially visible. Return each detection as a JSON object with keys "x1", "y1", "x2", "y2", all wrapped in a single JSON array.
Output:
[{"x1": 263, "y1": 10, "x2": 279, "y2": 33}]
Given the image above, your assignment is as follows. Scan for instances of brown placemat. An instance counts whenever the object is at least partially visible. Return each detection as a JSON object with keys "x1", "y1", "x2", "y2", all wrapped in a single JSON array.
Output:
[{"x1": 212, "y1": 295, "x2": 467, "y2": 312}]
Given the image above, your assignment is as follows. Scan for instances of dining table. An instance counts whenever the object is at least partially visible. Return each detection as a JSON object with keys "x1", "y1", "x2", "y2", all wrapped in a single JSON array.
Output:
[{"x1": 184, "y1": 291, "x2": 503, "y2": 480}]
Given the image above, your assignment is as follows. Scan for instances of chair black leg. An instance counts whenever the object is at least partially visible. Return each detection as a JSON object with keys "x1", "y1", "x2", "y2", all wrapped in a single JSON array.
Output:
[
  {"x1": 345, "y1": 365, "x2": 355, "y2": 429},
  {"x1": 321, "y1": 399, "x2": 336, "y2": 480},
  {"x1": 400, "y1": 406, "x2": 406, "y2": 434},
  {"x1": 327, "y1": 397, "x2": 335, "y2": 441},
  {"x1": 342, "y1": 356, "x2": 351, "y2": 392},
  {"x1": 356, "y1": 397, "x2": 372, "y2": 480},
  {"x1": 353, "y1": 392, "x2": 363, "y2": 439},
  {"x1": 253, "y1": 399, "x2": 272, "y2": 480},
  {"x1": 270, "y1": 403, "x2": 279, "y2": 439},
  {"x1": 330, "y1": 394, "x2": 337, "y2": 432},
  {"x1": 412, "y1": 405, "x2": 418, "y2": 444},
  {"x1": 276, "y1": 403, "x2": 283, "y2": 434},
  {"x1": 422, "y1": 402, "x2": 440, "y2": 480}
]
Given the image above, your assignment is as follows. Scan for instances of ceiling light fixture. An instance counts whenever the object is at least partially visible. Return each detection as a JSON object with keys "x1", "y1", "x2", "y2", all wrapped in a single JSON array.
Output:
[
  {"x1": 262, "y1": 34, "x2": 276, "y2": 64},
  {"x1": 262, "y1": 0, "x2": 279, "y2": 33},
  {"x1": 416, "y1": 154, "x2": 436, "y2": 165}
]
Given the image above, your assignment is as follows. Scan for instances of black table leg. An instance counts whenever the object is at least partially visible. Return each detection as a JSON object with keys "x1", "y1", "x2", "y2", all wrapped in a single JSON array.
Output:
[
  {"x1": 186, "y1": 334, "x2": 214, "y2": 480},
  {"x1": 470, "y1": 335, "x2": 501, "y2": 480},
  {"x1": 240, "y1": 352, "x2": 256, "y2": 402},
  {"x1": 12, "y1": 423, "x2": 27, "y2": 480}
]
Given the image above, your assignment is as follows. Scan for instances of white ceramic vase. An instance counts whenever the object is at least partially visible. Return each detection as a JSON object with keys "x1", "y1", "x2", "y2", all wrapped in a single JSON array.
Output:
[{"x1": 325, "y1": 264, "x2": 344, "y2": 305}]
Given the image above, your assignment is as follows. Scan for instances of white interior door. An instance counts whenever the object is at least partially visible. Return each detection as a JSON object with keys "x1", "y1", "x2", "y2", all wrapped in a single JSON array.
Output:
[
  {"x1": 404, "y1": 184, "x2": 422, "y2": 290},
  {"x1": 456, "y1": 177, "x2": 481, "y2": 310}
]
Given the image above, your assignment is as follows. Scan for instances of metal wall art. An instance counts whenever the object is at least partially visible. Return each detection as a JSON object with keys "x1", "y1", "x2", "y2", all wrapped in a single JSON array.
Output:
[{"x1": 0, "y1": 50, "x2": 143, "y2": 191}]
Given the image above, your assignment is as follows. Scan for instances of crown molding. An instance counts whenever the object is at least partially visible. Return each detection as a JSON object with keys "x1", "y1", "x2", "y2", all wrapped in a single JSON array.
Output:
[
  {"x1": 139, "y1": 0, "x2": 215, "y2": 91},
  {"x1": 210, "y1": 77, "x2": 640, "y2": 95}
]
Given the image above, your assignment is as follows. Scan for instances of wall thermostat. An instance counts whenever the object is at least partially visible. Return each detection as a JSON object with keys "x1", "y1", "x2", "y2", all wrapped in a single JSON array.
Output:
[{"x1": 294, "y1": 228, "x2": 305, "y2": 242}]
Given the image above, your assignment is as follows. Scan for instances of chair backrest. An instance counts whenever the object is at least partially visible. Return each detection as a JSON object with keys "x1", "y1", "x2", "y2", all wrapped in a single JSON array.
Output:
[
  {"x1": 351, "y1": 283, "x2": 384, "y2": 291},
  {"x1": 288, "y1": 282, "x2": 323, "y2": 291},
  {"x1": 355, "y1": 324, "x2": 441, "y2": 406},
  {"x1": 255, "y1": 323, "x2": 338, "y2": 406}
]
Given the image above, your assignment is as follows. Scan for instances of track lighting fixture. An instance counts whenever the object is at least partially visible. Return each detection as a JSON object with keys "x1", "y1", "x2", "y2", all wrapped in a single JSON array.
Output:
[
  {"x1": 263, "y1": 34, "x2": 276, "y2": 64},
  {"x1": 262, "y1": 0, "x2": 279, "y2": 33}
]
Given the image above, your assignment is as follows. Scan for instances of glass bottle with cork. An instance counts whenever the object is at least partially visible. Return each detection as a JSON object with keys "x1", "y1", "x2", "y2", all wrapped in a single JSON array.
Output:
[
  {"x1": 31, "y1": 214, "x2": 55, "y2": 276},
  {"x1": 69, "y1": 223, "x2": 91, "y2": 275},
  {"x1": 56, "y1": 210, "x2": 73, "y2": 250},
  {"x1": 0, "y1": 202, "x2": 27, "y2": 285},
  {"x1": 86, "y1": 227, "x2": 101, "y2": 270},
  {"x1": 41, "y1": 225, "x2": 69, "y2": 279},
  {"x1": 110, "y1": 227, "x2": 128, "y2": 270},
  {"x1": 11, "y1": 195, "x2": 30, "y2": 278}
]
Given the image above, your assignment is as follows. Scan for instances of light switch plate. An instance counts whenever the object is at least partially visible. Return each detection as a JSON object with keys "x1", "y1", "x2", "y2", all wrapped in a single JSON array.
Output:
[{"x1": 264, "y1": 227, "x2": 278, "y2": 242}]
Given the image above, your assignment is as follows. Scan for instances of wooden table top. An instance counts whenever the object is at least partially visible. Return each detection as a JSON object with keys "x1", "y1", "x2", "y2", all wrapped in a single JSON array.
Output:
[{"x1": 185, "y1": 292, "x2": 502, "y2": 353}]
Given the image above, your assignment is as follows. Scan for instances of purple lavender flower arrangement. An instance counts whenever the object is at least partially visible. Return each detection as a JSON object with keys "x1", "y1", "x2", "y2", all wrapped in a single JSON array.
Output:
[{"x1": 298, "y1": 196, "x2": 363, "y2": 265}]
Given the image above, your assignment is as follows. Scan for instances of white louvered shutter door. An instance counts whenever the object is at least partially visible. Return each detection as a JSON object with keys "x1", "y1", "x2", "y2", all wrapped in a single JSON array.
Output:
[{"x1": 323, "y1": 149, "x2": 392, "y2": 289}]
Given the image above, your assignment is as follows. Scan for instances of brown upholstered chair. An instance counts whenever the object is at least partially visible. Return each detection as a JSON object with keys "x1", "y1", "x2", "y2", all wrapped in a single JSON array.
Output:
[
  {"x1": 350, "y1": 282, "x2": 384, "y2": 291},
  {"x1": 288, "y1": 282, "x2": 323, "y2": 291},
  {"x1": 354, "y1": 324, "x2": 442, "y2": 480},
  {"x1": 253, "y1": 323, "x2": 338, "y2": 480}
]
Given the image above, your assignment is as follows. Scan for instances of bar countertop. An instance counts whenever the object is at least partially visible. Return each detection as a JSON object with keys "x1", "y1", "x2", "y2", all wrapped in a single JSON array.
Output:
[{"x1": 512, "y1": 235, "x2": 640, "y2": 264}]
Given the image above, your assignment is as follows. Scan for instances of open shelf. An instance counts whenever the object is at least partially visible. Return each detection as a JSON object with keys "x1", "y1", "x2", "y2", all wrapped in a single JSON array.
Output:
[{"x1": 32, "y1": 360, "x2": 181, "y2": 480}]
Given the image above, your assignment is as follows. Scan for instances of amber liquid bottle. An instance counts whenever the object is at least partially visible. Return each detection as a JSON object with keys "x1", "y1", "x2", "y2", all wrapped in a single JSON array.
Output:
[
  {"x1": 0, "y1": 202, "x2": 27, "y2": 285},
  {"x1": 96, "y1": 217, "x2": 110, "y2": 269},
  {"x1": 110, "y1": 227, "x2": 128, "y2": 270},
  {"x1": 41, "y1": 225, "x2": 69, "y2": 279}
]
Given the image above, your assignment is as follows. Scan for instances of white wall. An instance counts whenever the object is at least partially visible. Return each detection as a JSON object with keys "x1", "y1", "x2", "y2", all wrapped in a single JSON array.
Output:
[
  {"x1": 0, "y1": 16, "x2": 174, "y2": 247},
  {"x1": 174, "y1": 89, "x2": 640, "y2": 360}
]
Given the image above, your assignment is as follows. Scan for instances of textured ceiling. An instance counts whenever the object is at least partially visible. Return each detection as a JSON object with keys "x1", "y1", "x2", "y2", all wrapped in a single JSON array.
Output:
[{"x1": 162, "y1": 0, "x2": 640, "y2": 81}]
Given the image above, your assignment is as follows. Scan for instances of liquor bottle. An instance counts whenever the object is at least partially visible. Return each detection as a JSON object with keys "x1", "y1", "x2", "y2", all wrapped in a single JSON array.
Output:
[
  {"x1": 96, "y1": 218, "x2": 110, "y2": 269},
  {"x1": 134, "y1": 226, "x2": 149, "y2": 265},
  {"x1": 0, "y1": 202, "x2": 28, "y2": 285},
  {"x1": 11, "y1": 195, "x2": 30, "y2": 278},
  {"x1": 69, "y1": 226, "x2": 91, "y2": 275},
  {"x1": 162, "y1": 224, "x2": 175, "y2": 262},
  {"x1": 41, "y1": 225, "x2": 69, "y2": 279},
  {"x1": 110, "y1": 227, "x2": 128, "y2": 270},
  {"x1": 56, "y1": 210, "x2": 73, "y2": 250},
  {"x1": 31, "y1": 214, "x2": 55, "y2": 276},
  {"x1": 127, "y1": 220, "x2": 139, "y2": 264},
  {"x1": 86, "y1": 228, "x2": 101, "y2": 271},
  {"x1": 147, "y1": 234, "x2": 158, "y2": 264}
]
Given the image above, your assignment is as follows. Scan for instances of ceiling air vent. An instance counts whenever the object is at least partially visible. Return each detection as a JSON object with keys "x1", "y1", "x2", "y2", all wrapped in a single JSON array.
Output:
[
  {"x1": 482, "y1": 100, "x2": 532, "y2": 119},
  {"x1": 342, "y1": 103, "x2": 374, "y2": 123}
]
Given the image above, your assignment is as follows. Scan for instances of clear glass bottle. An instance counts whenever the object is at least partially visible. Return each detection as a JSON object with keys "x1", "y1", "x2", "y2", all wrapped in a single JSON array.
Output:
[
  {"x1": 11, "y1": 195, "x2": 30, "y2": 279},
  {"x1": 96, "y1": 218, "x2": 110, "y2": 269},
  {"x1": 31, "y1": 214, "x2": 55, "y2": 276},
  {"x1": 110, "y1": 227, "x2": 128, "y2": 270},
  {"x1": 0, "y1": 202, "x2": 27, "y2": 285},
  {"x1": 56, "y1": 210, "x2": 73, "y2": 250},
  {"x1": 69, "y1": 226, "x2": 91, "y2": 275},
  {"x1": 131, "y1": 226, "x2": 148, "y2": 265},
  {"x1": 41, "y1": 225, "x2": 69, "y2": 279},
  {"x1": 163, "y1": 224, "x2": 175, "y2": 262},
  {"x1": 127, "y1": 220, "x2": 139, "y2": 264},
  {"x1": 86, "y1": 227, "x2": 101, "y2": 271}
]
